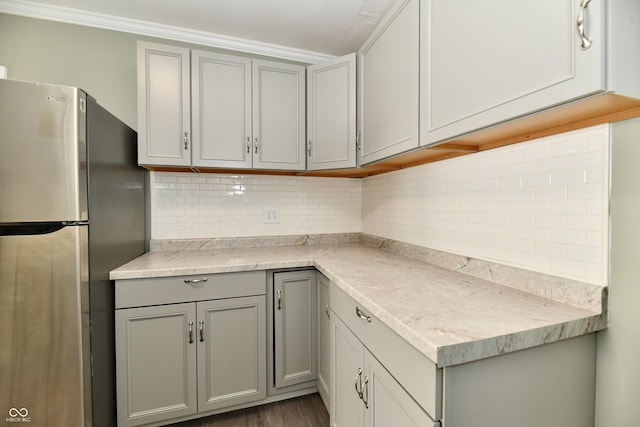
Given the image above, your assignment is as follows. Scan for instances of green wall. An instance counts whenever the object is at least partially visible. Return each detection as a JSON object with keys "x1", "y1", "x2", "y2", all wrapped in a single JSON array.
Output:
[
  {"x1": 0, "y1": 14, "x2": 304, "y2": 130},
  {"x1": 0, "y1": 14, "x2": 141, "y2": 128}
]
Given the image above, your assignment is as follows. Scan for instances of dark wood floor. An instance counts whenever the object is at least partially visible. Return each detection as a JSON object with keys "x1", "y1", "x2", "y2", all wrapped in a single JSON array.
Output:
[{"x1": 169, "y1": 393, "x2": 329, "y2": 427}]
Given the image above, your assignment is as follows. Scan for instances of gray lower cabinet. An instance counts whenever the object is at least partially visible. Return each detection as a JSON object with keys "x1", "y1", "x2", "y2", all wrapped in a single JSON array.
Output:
[
  {"x1": 115, "y1": 272, "x2": 266, "y2": 427},
  {"x1": 196, "y1": 297, "x2": 266, "y2": 412},
  {"x1": 116, "y1": 303, "x2": 198, "y2": 426},
  {"x1": 330, "y1": 312, "x2": 437, "y2": 427},
  {"x1": 317, "y1": 273, "x2": 331, "y2": 409},
  {"x1": 329, "y1": 280, "x2": 597, "y2": 427},
  {"x1": 270, "y1": 270, "x2": 317, "y2": 393}
]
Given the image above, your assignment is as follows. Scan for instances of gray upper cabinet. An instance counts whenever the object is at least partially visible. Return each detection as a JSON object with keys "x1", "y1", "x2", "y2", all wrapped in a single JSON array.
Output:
[
  {"x1": 307, "y1": 53, "x2": 357, "y2": 170},
  {"x1": 421, "y1": 0, "x2": 640, "y2": 146},
  {"x1": 138, "y1": 42, "x2": 306, "y2": 171},
  {"x1": 252, "y1": 59, "x2": 306, "y2": 171},
  {"x1": 137, "y1": 42, "x2": 191, "y2": 167},
  {"x1": 357, "y1": 0, "x2": 419, "y2": 165},
  {"x1": 191, "y1": 51, "x2": 252, "y2": 169}
]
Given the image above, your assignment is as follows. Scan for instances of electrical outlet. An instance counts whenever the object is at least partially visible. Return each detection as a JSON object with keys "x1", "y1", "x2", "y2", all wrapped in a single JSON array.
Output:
[{"x1": 263, "y1": 208, "x2": 280, "y2": 224}]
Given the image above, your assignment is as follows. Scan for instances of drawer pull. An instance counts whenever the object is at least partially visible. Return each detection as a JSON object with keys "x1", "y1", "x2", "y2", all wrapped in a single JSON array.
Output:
[
  {"x1": 355, "y1": 306, "x2": 371, "y2": 323},
  {"x1": 199, "y1": 320, "x2": 204, "y2": 342},
  {"x1": 354, "y1": 368, "x2": 363, "y2": 398},
  {"x1": 184, "y1": 277, "x2": 208, "y2": 284},
  {"x1": 188, "y1": 321, "x2": 194, "y2": 344}
]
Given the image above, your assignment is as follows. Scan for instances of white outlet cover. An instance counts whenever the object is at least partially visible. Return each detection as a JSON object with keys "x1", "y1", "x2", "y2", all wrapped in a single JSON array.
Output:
[{"x1": 263, "y1": 208, "x2": 280, "y2": 224}]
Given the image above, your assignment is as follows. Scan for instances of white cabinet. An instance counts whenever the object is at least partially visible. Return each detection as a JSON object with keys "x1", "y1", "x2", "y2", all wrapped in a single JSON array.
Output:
[
  {"x1": 115, "y1": 272, "x2": 266, "y2": 426},
  {"x1": 317, "y1": 273, "x2": 331, "y2": 409},
  {"x1": 138, "y1": 42, "x2": 306, "y2": 171},
  {"x1": 137, "y1": 42, "x2": 191, "y2": 167},
  {"x1": 421, "y1": 0, "x2": 640, "y2": 146},
  {"x1": 270, "y1": 270, "x2": 317, "y2": 392},
  {"x1": 330, "y1": 312, "x2": 437, "y2": 427},
  {"x1": 357, "y1": 0, "x2": 419, "y2": 165},
  {"x1": 307, "y1": 53, "x2": 357, "y2": 170}
]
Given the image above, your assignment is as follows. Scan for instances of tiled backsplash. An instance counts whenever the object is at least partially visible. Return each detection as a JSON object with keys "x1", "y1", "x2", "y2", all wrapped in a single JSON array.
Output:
[
  {"x1": 150, "y1": 125, "x2": 609, "y2": 284},
  {"x1": 362, "y1": 125, "x2": 609, "y2": 284},
  {"x1": 150, "y1": 173, "x2": 362, "y2": 239}
]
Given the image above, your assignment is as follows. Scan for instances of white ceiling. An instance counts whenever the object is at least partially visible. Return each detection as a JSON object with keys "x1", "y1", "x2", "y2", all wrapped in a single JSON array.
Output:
[{"x1": 3, "y1": 0, "x2": 397, "y2": 60}]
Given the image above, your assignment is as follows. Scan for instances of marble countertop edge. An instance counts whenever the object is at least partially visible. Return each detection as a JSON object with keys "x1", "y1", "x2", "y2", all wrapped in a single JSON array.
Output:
[{"x1": 435, "y1": 314, "x2": 606, "y2": 367}]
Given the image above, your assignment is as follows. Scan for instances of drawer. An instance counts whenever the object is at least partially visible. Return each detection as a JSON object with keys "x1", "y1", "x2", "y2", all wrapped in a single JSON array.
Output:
[
  {"x1": 116, "y1": 270, "x2": 266, "y2": 308},
  {"x1": 330, "y1": 283, "x2": 442, "y2": 421}
]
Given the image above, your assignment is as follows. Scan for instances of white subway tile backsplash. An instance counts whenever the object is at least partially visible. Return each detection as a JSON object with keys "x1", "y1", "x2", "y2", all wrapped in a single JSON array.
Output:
[
  {"x1": 150, "y1": 125, "x2": 608, "y2": 284},
  {"x1": 362, "y1": 124, "x2": 609, "y2": 284},
  {"x1": 150, "y1": 173, "x2": 361, "y2": 240}
]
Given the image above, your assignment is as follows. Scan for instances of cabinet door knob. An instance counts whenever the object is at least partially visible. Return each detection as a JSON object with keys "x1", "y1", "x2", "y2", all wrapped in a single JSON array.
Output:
[
  {"x1": 577, "y1": 0, "x2": 592, "y2": 50},
  {"x1": 188, "y1": 321, "x2": 194, "y2": 344}
]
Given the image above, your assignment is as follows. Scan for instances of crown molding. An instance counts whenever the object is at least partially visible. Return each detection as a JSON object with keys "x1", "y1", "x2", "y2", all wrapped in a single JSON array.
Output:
[{"x1": 0, "y1": 0, "x2": 335, "y2": 64}]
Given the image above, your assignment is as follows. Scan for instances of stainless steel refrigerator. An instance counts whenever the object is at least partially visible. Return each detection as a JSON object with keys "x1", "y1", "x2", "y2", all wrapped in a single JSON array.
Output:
[{"x1": 0, "y1": 79, "x2": 146, "y2": 427}]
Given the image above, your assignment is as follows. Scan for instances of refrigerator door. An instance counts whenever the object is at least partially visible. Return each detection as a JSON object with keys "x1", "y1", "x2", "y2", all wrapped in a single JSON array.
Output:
[
  {"x1": 0, "y1": 225, "x2": 90, "y2": 426},
  {"x1": 0, "y1": 79, "x2": 87, "y2": 223}
]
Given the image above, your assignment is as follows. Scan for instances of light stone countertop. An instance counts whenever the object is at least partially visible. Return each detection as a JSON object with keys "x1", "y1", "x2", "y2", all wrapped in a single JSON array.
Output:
[{"x1": 110, "y1": 242, "x2": 606, "y2": 367}]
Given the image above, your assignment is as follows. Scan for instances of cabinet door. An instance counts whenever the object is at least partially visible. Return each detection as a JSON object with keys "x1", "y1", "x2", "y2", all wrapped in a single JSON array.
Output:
[
  {"x1": 365, "y1": 351, "x2": 438, "y2": 427},
  {"x1": 115, "y1": 304, "x2": 197, "y2": 427},
  {"x1": 137, "y1": 42, "x2": 191, "y2": 166},
  {"x1": 307, "y1": 53, "x2": 357, "y2": 170},
  {"x1": 358, "y1": 0, "x2": 420, "y2": 165},
  {"x1": 252, "y1": 60, "x2": 306, "y2": 170},
  {"x1": 273, "y1": 270, "x2": 317, "y2": 389},
  {"x1": 191, "y1": 51, "x2": 253, "y2": 168},
  {"x1": 317, "y1": 273, "x2": 331, "y2": 409},
  {"x1": 330, "y1": 314, "x2": 365, "y2": 427},
  {"x1": 197, "y1": 296, "x2": 266, "y2": 413},
  {"x1": 421, "y1": 0, "x2": 604, "y2": 146}
]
